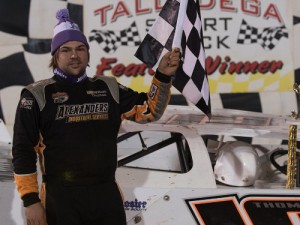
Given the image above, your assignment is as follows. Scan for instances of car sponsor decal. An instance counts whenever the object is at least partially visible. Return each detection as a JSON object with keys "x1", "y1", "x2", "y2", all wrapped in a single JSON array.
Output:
[{"x1": 186, "y1": 194, "x2": 300, "y2": 225}]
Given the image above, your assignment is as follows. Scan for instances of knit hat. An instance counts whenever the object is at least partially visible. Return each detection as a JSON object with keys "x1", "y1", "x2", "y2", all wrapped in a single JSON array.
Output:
[{"x1": 51, "y1": 8, "x2": 89, "y2": 55}]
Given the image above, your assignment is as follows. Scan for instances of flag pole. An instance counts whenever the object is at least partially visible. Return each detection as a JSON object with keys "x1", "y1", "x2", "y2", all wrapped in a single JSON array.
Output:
[{"x1": 172, "y1": 0, "x2": 188, "y2": 50}]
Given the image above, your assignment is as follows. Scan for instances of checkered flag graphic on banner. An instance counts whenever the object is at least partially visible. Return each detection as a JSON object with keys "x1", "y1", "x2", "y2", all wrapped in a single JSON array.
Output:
[
  {"x1": 237, "y1": 19, "x2": 288, "y2": 51},
  {"x1": 135, "y1": 0, "x2": 211, "y2": 118},
  {"x1": 89, "y1": 21, "x2": 141, "y2": 54}
]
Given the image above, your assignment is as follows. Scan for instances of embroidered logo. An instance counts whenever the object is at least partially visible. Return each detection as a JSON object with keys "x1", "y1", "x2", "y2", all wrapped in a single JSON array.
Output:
[
  {"x1": 86, "y1": 90, "x2": 107, "y2": 97},
  {"x1": 20, "y1": 98, "x2": 33, "y2": 109},
  {"x1": 124, "y1": 199, "x2": 147, "y2": 211},
  {"x1": 52, "y1": 92, "x2": 69, "y2": 103},
  {"x1": 149, "y1": 84, "x2": 158, "y2": 100},
  {"x1": 55, "y1": 102, "x2": 109, "y2": 123}
]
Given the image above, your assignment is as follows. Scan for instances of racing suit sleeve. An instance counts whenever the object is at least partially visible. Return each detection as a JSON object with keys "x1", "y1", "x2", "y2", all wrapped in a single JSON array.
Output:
[
  {"x1": 120, "y1": 70, "x2": 172, "y2": 122},
  {"x1": 12, "y1": 90, "x2": 41, "y2": 207}
]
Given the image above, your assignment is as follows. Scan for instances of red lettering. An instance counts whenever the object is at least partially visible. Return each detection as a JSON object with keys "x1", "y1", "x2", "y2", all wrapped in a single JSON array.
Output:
[
  {"x1": 257, "y1": 60, "x2": 271, "y2": 73},
  {"x1": 124, "y1": 64, "x2": 137, "y2": 76},
  {"x1": 111, "y1": 2, "x2": 131, "y2": 22},
  {"x1": 112, "y1": 64, "x2": 125, "y2": 76},
  {"x1": 94, "y1": 1, "x2": 283, "y2": 25},
  {"x1": 206, "y1": 56, "x2": 221, "y2": 75},
  {"x1": 124, "y1": 64, "x2": 148, "y2": 76},
  {"x1": 96, "y1": 57, "x2": 151, "y2": 77},
  {"x1": 205, "y1": 56, "x2": 283, "y2": 75},
  {"x1": 200, "y1": 0, "x2": 215, "y2": 10},
  {"x1": 96, "y1": 57, "x2": 283, "y2": 78},
  {"x1": 269, "y1": 61, "x2": 283, "y2": 73},
  {"x1": 96, "y1": 58, "x2": 117, "y2": 75},
  {"x1": 243, "y1": 61, "x2": 259, "y2": 73},
  {"x1": 220, "y1": 56, "x2": 231, "y2": 74},
  {"x1": 228, "y1": 62, "x2": 244, "y2": 74},
  {"x1": 148, "y1": 68, "x2": 155, "y2": 75},
  {"x1": 136, "y1": 0, "x2": 152, "y2": 15},
  {"x1": 201, "y1": 1, "x2": 283, "y2": 24},
  {"x1": 220, "y1": 0, "x2": 236, "y2": 12},
  {"x1": 242, "y1": 0, "x2": 260, "y2": 16},
  {"x1": 94, "y1": 5, "x2": 113, "y2": 26},
  {"x1": 263, "y1": 4, "x2": 283, "y2": 24},
  {"x1": 155, "y1": 0, "x2": 163, "y2": 11}
]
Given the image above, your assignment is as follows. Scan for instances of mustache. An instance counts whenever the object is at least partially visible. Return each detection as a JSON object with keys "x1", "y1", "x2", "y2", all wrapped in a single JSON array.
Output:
[{"x1": 69, "y1": 59, "x2": 81, "y2": 64}]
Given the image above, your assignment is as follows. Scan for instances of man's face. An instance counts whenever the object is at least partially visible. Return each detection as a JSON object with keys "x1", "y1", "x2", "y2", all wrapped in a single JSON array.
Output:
[{"x1": 57, "y1": 41, "x2": 89, "y2": 76}]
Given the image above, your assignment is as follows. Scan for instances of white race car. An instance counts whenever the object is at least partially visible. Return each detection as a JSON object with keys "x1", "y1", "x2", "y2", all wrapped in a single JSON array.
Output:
[
  {"x1": 1, "y1": 105, "x2": 299, "y2": 225},
  {"x1": 117, "y1": 105, "x2": 300, "y2": 225}
]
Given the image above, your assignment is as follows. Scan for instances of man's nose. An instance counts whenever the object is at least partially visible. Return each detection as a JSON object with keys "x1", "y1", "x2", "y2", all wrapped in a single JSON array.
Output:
[{"x1": 71, "y1": 50, "x2": 78, "y2": 58}]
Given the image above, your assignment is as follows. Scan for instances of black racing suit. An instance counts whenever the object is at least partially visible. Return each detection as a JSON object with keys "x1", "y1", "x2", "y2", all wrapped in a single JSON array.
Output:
[{"x1": 12, "y1": 72, "x2": 171, "y2": 225}]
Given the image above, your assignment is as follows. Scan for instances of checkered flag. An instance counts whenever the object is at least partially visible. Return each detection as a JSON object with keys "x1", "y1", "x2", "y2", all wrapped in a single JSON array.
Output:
[
  {"x1": 89, "y1": 21, "x2": 141, "y2": 54},
  {"x1": 135, "y1": 0, "x2": 211, "y2": 118},
  {"x1": 237, "y1": 19, "x2": 288, "y2": 51}
]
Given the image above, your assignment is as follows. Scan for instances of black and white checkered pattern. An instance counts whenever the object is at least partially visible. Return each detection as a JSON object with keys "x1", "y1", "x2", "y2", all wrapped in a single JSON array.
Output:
[
  {"x1": 89, "y1": 22, "x2": 141, "y2": 54},
  {"x1": 135, "y1": 0, "x2": 179, "y2": 69},
  {"x1": 135, "y1": 0, "x2": 211, "y2": 118},
  {"x1": 237, "y1": 19, "x2": 288, "y2": 51}
]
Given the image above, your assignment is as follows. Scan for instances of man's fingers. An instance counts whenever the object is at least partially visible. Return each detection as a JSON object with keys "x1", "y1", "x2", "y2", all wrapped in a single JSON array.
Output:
[
  {"x1": 158, "y1": 48, "x2": 181, "y2": 74},
  {"x1": 170, "y1": 48, "x2": 181, "y2": 60},
  {"x1": 167, "y1": 50, "x2": 181, "y2": 67},
  {"x1": 172, "y1": 47, "x2": 180, "y2": 53}
]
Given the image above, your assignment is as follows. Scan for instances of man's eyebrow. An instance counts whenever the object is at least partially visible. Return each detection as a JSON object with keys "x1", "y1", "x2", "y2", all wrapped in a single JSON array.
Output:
[
  {"x1": 60, "y1": 44, "x2": 86, "y2": 49},
  {"x1": 59, "y1": 46, "x2": 71, "y2": 50}
]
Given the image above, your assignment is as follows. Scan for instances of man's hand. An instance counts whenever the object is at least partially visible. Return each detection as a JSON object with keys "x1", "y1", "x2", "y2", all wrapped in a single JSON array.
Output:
[
  {"x1": 25, "y1": 202, "x2": 47, "y2": 225},
  {"x1": 158, "y1": 48, "x2": 181, "y2": 76}
]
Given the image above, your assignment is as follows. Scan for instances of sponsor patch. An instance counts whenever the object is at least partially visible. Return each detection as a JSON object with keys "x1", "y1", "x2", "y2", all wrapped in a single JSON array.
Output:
[
  {"x1": 149, "y1": 84, "x2": 158, "y2": 100},
  {"x1": 86, "y1": 90, "x2": 107, "y2": 97},
  {"x1": 55, "y1": 102, "x2": 109, "y2": 123},
  {"x1": 52, "y1": 92, "x2": 69, "y2": 103},
  {"x1": 20, "y1": 97, "x2": 33, "y2": 109},
  {"x1": 124, "y1": 199, "x2": 147, "y2": 211}
]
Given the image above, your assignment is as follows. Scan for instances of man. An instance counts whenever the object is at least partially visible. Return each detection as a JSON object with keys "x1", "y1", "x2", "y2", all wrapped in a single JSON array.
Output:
[{"x1": 12, "y1": 8, "x2": 180, "y2": 225}]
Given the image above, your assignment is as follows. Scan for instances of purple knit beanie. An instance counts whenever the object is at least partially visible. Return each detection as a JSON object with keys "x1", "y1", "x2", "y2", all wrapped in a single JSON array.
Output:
[{"x1": 51, "y1": 8, "x2": 89, "y2": 55}]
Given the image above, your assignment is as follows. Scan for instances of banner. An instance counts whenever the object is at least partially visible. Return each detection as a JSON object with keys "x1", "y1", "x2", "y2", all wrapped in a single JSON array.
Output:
[
  {"x1": 85, "y1": 0, "x2": 293, "y2": 94},
  {"x1": 0, "y1": 0, "x2": 296, "y2": 126}
]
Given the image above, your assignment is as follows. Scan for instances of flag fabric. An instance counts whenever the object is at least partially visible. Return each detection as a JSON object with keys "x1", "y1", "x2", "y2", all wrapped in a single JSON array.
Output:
[
  {"x1": 135, "y1": 0, "x2": 211, "y2": 118},
  {"x1": 295, "y1": 16, "x2": 300, "y2": 25},
  {"x1": 89, "y1": 21, "x2": 141, "y2": 54},
  {"x1": 237, "y1": 19, "x2": 288, "y2": 51},
  {"x1": 295, "y1": 16, "x2": 300, "y2": 85}
]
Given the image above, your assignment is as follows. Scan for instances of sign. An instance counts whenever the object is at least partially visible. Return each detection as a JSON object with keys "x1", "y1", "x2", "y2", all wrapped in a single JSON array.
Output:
[{"x1": 84, "y1": 0, "x2": 293, "y2": 93}]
